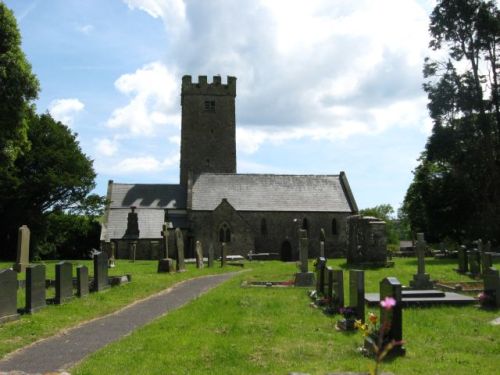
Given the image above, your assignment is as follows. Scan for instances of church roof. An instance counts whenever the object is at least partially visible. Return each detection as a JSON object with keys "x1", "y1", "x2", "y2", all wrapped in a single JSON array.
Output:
[
  {"x1": 108, "y1": 183, "x2": 186, "y2": 209},
  {"x1": 190, "y1": 173, "x2": 356, "y2": 212}
]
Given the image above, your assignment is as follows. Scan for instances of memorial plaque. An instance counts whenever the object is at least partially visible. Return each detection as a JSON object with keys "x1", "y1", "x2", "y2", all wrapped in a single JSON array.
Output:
[
  {"x1": 349, "y1": 269, "x2": 365, "y2": 322},
  {"x1": 0, "y1": 269, "x2": 19, "y2": 323},
  {"x1": 77, "y1": 265, "x2": 89, "y2": 297},
  {"x1": 93, "y1": 252, "x2": 110, "y2": 291},
  {"x1": 55, "y1": 261, "x2": 73, "y2": 304},
  {"x1": 26, "y1": 264, "x2": 46, "y2": 313}
]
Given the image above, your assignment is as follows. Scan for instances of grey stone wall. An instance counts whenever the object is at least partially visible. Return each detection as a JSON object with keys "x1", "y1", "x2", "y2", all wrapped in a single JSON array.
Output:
[{"x1": 346, "y1": 215, "x2": 387, "y2": 265}]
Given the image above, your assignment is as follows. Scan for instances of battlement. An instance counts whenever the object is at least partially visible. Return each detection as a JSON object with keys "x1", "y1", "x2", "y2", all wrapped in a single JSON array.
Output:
[{"x1": 181, "y1": 75, "x2": 236, "y2": 97}]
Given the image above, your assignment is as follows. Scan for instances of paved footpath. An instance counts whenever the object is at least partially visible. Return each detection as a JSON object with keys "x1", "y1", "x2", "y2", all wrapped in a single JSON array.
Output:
[{"x1": 0, "y1": 272, "x2": 238, "y2": 375}]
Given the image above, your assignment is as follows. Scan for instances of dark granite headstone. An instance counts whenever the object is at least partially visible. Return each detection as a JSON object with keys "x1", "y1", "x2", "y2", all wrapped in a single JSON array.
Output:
[
  {"x1": 349, "y1": 270, "x2": 365, "y2": 322},
  {"x1": 0, "y1": 268, "x2": 19, "y2": 323},
  {"x1": 175, "y1": 228, "x2": 186, "y2": 271},
  {"x1": 55, "y1": 261, "x2": 73, "y2": 304},
  {"x1": 457, "y1": 246, "x2": 468, "y2": 273},
  {"x1": 481, "y1": 252, "x2": 493, "y2": 277},
  {"x1": 26, "y1": 264, "x2": 46, "y2": 313},
  {"x1": 93, "y1": 252, "x2": 109, "y2": 292},
  {"x1": 468, "y1": 249, "x2": 481, "y2": 276},
  {"x1": 157, "y1": 258, "x2": 174, "y2": 273},
  {"x1": 379, "y1": 277, "x2": 405, "y2": 356},
  {"x1": 483, "y1": 267, "x2": 500, "y2": 308},
  {"x1": 208, "y1": 243, "x2": 214, "y2": 268},
  {"x1": 315, "y1": 257, "x2": 327, "y2": 295},
  {"x1": 325, "y1": 266, "x2": 333, "y2": 302},
  {"x1": 332, "y1": 269, "x2": 344, "y2": 310},
  {"x1": 77, "y1": 265, "x2": 89, "y2": 297}
]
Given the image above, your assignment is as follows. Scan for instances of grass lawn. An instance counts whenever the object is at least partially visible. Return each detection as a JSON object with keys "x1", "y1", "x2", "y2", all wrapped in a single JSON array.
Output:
[
  {"x1": 71, "y1": 258, "x2": 499, "y2": 375},
  {"x1": 0, "y1": 259, "x2": 233, "y2": 358}
]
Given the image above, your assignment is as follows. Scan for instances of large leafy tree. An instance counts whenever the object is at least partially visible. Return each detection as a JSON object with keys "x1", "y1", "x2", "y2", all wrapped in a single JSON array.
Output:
[{"x1": 403, "y1": 0, "x2": 500, "y2": 243}]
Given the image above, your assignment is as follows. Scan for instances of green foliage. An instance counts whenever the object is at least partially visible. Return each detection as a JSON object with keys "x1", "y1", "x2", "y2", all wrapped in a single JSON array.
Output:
[
  {"x1": 360, "y1": 204, "x2": 409, "y2": 245},
  {"x1": 403, "y1": 0, "x2": 500, "y2": 244}
]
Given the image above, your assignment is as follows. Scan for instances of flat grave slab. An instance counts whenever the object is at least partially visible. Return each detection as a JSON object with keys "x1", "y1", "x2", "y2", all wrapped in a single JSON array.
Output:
[{"x1": 365, "y1": 289, "x2": 476, "y2": 307}]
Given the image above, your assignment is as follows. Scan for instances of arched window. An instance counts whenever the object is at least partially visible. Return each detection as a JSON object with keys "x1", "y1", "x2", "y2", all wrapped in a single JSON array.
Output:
[
  {"x1": 219, "y1": 223, "x2": 231, "y2": 242},
  {"x1": 301, "y1": 218, "x2": 309, "y2": 235},
  {"x1": 331, "y1": 218, "x2": 338, "y2": 235},
  {"x1": 261, "y1": 218, "x2": 267, "y2": 235}
]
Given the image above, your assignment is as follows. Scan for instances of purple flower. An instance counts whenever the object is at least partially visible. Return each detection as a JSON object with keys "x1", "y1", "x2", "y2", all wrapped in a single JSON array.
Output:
[{"x1": 380, "y1": 296, "x2": 396, "y2": 310}]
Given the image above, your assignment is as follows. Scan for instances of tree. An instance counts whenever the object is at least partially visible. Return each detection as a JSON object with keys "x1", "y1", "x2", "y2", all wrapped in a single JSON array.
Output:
[
  {"x1": 403, "y1": 0, "x2": 500, "y2": 244},
  {"x1": 360, "y1": 204, "x2": 403, "y2": 245}
]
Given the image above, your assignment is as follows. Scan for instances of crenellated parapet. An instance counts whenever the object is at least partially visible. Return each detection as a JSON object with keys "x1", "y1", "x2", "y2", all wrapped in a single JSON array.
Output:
[{"x1": 182, "y1": 75, "x2": 236, "y2": 97}]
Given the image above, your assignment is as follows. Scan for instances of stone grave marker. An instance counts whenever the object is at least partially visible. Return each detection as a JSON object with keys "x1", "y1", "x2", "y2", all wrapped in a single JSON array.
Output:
[
  {"x1": 468, "y1": 249, "x2": 481, "y2": 276},
  {"x1": 481, "y1": 242, "x2": 493, "y2": 277},
  {"x1": 158, "y1": 223, "x2": 174, "y2": 273},
  {"x1": 93, "y1": 252, "x2": 110, "y2": 292},
  {"x1": 483, "y1": 267, "x2": 500, "y2": 308},
  {"x1": 109, "y1": 241, "x2": 116, "y2": 268},
  {"x1": 221, "y1": 242, "x2": 227, "y2": 267},
  {"x1": 77, "y1": 265, "x2": 89, "y2": 297},
  {"x1": 14, "y1": 225, "x2": 30, "y2": 273},
  {"x1": 26, "y1": 264, "x2": 46, "y2": 313},
  {"x1": 379, "y1": 277, "x2": 406, "y2": 356},
  {"x1": 129, "y1": 241, "x2": 137, "y2": 262},
  {"x1": 315, "y1": 257, "x2": 327, "y2": 295},
  {"x1": 161, "y1": 223, "x2": 170, "y2": 258},
  {"x1": 294, "y1": 229, "x2": 314, "y2": 286},
  {"x1": 208, "y1": 243, "x2": 214, "y2": 268},
  {"x1": 409, "y1": 233, "x2": 434, "y2": 289},
  {"x1": 319, "y1": 228, "x2": 326, "y2": 258},
  {"x1": 175, "y1": 228, "x2": 186, "y2": 272},
  {"x1": 325, "y1": 266, "x2": 333, "y2": 302},
  {"x1": 195, "y1": 241, "x2": 204, "y2": 269},
  {"x1": 332, "y1": 269, "x2": 344, "y2": 310},
  {"x1": 349, "y1": 269, "x2": 365, "y2": 322},
  {"x1": 457, "y1": 245, "x2": 468, "y2": 273},
  {"x1": 0, "y1": 269, "x2": 19, "y2": 323},
  {"x1": 55, "y1": 261, "x2": 73, "y2": 304}
]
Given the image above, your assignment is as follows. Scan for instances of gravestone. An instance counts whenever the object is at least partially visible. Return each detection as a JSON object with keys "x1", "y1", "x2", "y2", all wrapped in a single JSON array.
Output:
[
  {"x1": 457, "y1": 245, "x2": 468, "y2": 273},
  {"x1": 325, "y1": 266, "x2": 333, "y2": 302},
  {"x1": 129, "y1": 241, "x2": 137, "y2": 262},
  {"x1": 0, "y1": 269, "x2": 19, "y2": 323},
  {"x1": 332, "y1": 269, "x2": 345, "y2": 311},
  {"x1": 26, "y1": 264, "x2": 46, "y2": 313},
  {"x1": 294, "y1": 229, "x2": 314, "y2": 286},
  {"x1": 55, "y1": 261, "x2": 73, "y2": 304},
  {"x1": 109, "y1": 241, "x2": 116, "y2": 268},
  {"x1": 93, "y1": 252, "x2": 110, "y2": 291},
  {"x1": 157, "y1": 258, "x2": 174, "y2": 273},
  {"x1": 468, "y1": 249, "x2": 481, "y2": 276},
  {"x1": 483, "y1": 267, "x2": 500, "y2": 308},
  {"x1": 349, "y1": 270, "x2": 365, "y2": 322},
  {"x1": 319, "y1": 228, "x2": 326, "y2": 258},
  {"x1": 195, "y1": 241, "x2": 204, "y2": 269},
  {"x1": 76, "y1": 265, "x2": 89, "y2": 297},
  {"x1": 221, "y1": 242, "x2": 227, "y2": 267},
  {"x1": 175, "y1": 228, "x2": 186, "y2": 272},
  {"x1": 379, "y1": 277, "x2": 406, "y2": 356},
  {"x1": 161, "y1": 223, "x2": 170, "y2": 258},
  {"x1": 409, "y1": 233, "x2": 434, "y2": 289},
  {"x1": 481, "y1": 242, "x2": 493, "y2": 277},
  {"x1": 14, "y1": 225, "x2": 30, "y2": 273},
  {"x1": 315, "y1": 257, "x2": 327, "y2": 295},
  {"x1": 158, "y1": 223, "x2": 174, "y2": 273},
  {"x1": 208, "y1": 243, "x2": 214, "y2": 268}
]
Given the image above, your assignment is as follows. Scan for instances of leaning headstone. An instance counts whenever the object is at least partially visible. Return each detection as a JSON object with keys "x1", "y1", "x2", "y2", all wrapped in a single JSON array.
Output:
[
  {"x1": 315, "y1": 257, "x2": 327, "y2": 295},
  {"x1": 55, "y1": 261, "x2": 73, "y2": 304},
  {"x1": 208, "y1": 243, "x2": 214, "y2": 268},
  {"x1": 409, "y1": 233, "x2": 434, "y2": 289},
  {"x1": 76, "y1": 265, "x2": 89, "y2": 297},
  {"x1": 14, "y1": 225, "x2": 30, "y2": 273},
  {"x1": 332, "y1": 269, "x2": 345, "y2": 311},
  {"x1": 457, "y1": 245, "x2": 468, "y2": 273},
  {"x1": 483, "y1": 267, "x2": 500, "y2": 308},
  {"x1": 220, "y1": 242, "x2": 227, "y2": 267},
  {"x1": 468, "y1": 249, "x2": 481, "y2": 276},
  {"x1": 26, "y1": 264, "x2": 46, "y2": 313},
  {"x1": 195, "y1": 241, "x2": 204, "y2": 269},
  {"x1": 319, "y1": 228, "x2": 326, "y2": 258},
  {"x1": 93, "y1": 252, "x2": 110, "y2": 292},
  {"x1": 378, "y1": 277, "x2": 406, "y2": 356},
  {"x1": 349, "y1": 269, "x2": 365, "y2": 322},
  {"x1": 0, "y1": 269, "x2": 19, "y2": 323},
  {"x1": 175, "y1": 228, "x2": 186, "y2": 272},
  {"x1": 294, "y1": 229, "x2": 314, "y2": 286}
]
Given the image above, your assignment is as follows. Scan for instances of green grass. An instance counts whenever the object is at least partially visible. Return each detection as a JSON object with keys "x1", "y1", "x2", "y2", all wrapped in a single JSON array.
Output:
[
  {"x1": 0, "y1": 260, "x2": 233, "y2": 358},
  {"x1": 71, "y1": 258, "x2": 500, "y2": 375}
]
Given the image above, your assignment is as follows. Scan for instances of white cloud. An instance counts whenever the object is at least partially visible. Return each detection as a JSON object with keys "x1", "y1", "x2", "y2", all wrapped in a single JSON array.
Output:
[
  {"x1": 77, "y1": 24, "x2": 94, "y2": 34},
  {"x1": 108, "y1": 154, "x2": 179, "y2": 174},
  {"x1": 49, "y1": 98, "x2": 84, "y2": 127},
  {"x1": 123, "y1": 0, "x2": 186, "y2": 34},
  {"x1": 95, "y1": 138, "x2": 119, "y2": 157},
  {"x1": 106, "y1": 61, "x2": 178, "y2": 135}
]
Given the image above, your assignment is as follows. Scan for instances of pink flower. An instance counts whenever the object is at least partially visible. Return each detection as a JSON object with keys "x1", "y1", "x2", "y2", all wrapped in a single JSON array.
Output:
[{"x1": 380, "y1": 296, "x2": 396, "y2": 310}]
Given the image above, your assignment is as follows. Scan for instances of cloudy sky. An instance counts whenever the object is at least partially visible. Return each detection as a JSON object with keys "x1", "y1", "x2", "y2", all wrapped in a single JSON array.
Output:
[{"x1": 5, "y1": 0, "x2": 436, "y2": 213}]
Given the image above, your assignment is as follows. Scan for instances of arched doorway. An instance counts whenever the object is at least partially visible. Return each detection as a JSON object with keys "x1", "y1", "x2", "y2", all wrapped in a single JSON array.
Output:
[{"x1": 280, "y1": 240, "x2": 292, "y2": 262}]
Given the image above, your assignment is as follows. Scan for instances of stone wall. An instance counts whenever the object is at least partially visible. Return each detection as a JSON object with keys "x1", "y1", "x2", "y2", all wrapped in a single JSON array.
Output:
[{"x1": 346, "y1": 215, "x2": 387, "y2": 265}]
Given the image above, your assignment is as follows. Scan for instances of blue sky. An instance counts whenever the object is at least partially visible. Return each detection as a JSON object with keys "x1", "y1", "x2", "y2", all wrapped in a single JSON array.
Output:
[{"x1": 5, "y1": 0, "x2": 436, "y2": 213}]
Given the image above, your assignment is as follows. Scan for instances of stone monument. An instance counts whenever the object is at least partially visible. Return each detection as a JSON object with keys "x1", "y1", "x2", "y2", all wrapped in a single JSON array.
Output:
[
  {"x1": 294, "y1": 229, "x2": 314, "y2": 287},
  {"x1": 195, "y1": 241, "x2": 204, "y2": 269},
  {"x1": 13, "y1": 225, "x2": 30, "y2": 273},
  {"x1": 319, "y1": 228, "x2": 326, "y2": 258},
  {"x1": 409, "y1": 233, "x2": 434, "y2": 289},
  {"x1": 158, "y1": 222, "x2": 174, "y2": 273},
  {"x1": 175, "y1": 228, "x2": 186, "y2": 272}
]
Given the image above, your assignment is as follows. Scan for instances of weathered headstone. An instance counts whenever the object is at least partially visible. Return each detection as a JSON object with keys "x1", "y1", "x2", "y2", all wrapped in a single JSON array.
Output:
[
  {"x1": 195, "y1": 241, "x2": 204, "y2": 269},
  {"x1": 481, "y1": 241, "x2": 493, "y2": 277},
  {"x1": 332, "y1": 269, "x2": 344, "y2": 310},
  {"x1": 379, "y1": 277, "x2": 405, "y2": 356},
  {"x1": 93, "y1": 252, "x2": 110, "y2": 291},
  {"x1": 325, "y1": 266, "x2": 333, "y2": 302},
  {"x1": 468, "y1": 249, "x2": 481, "y2": 276},
  {"x1": 457, "y1": 245, "x2": 468, "y2": 273},
  {"x1": 158, "y1": 223, "x2": 174, "y2": 273},
  {"x1": 76, "y1": 265, "x2": 89, "y2": 297},
  {"x1": 26, "y1": 264, "x2": 46, "y2": 313},
  {"x1": 294, "y1": 229, "x2": 314, "y2": 286},
  {"x1": 349, "y1": 269, "x2": 365, "y2": 322},
  {"x1": 175, "y1": 228, "x2": 186, "y2": 272},
  {"x1": 55, "y1": 261, "x2": 73, "y2": 304},
  {"x1": 128, "y1": 241, "x2": 137, "y2": 262},
  {"x1": 161, "y1": 223, "x2": 170, "y2": 258},
  {"x1": 208, "y1": 243, "x2": 214, "y2": 268},
  {"x1": 319, "y1": 228, "x2": 326, "y2": 258},
  {"x1": 0, "y1": 269, "x2": 19, "y2": 323},
  {"x1": 409, "y1": 233, "x2": 434, "y2": 289},
  {"x1": 108, "y1": 241, "x2": 116, "y2": 268},
  {"x1": 157, "y1": 258, "x2": 174, "y2": 273},
  {"x1": 220, "y1": 242, "x2": 227, "y2": 267},
  {"x1": 483, "y1": 267, "x2": 500, "y2": 308},
  {"x1": 315, "y1": 257, "x2": 327, "y2": 295},
  {"x1": 14, "y1": 225, "x2": 30, "y2": 273}
]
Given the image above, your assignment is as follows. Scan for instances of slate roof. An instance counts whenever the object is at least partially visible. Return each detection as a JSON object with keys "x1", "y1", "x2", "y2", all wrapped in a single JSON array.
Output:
[
  {"x1": 109, "y1": 183, "x2": 186, "y2": 209},
  {"x1": 190, "y1": 173, "x2": 355, "y2": 212}
]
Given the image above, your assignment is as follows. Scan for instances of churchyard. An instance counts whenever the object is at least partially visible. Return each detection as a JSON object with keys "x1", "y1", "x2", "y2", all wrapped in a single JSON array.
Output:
[{"x1": 1, "y1": 256, "x2": 498, "y2": 375}]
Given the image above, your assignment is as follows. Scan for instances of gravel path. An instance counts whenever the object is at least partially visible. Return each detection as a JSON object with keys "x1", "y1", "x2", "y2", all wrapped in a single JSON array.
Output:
[{"x1": 0, "y1": 272, "x2": 238, "y2": 375}]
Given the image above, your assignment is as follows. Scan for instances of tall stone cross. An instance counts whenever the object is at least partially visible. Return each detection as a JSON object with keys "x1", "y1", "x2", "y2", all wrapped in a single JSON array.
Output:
[
  {"x1": 410, "y1": 232, "x2": 434, "y2": 289},
  {"x1": 161, "y1": 223, "x2": 169, "y2": 259}
]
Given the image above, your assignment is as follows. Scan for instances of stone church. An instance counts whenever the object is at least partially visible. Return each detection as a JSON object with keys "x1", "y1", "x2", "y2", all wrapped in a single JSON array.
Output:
[{"x1": 100, "y1": 75, "x2": 366, "y2": 261}]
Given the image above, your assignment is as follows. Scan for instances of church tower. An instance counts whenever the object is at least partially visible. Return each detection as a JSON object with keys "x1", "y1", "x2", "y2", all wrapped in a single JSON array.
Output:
[{"x1": 180, "y1": 75, "x2": 237, "y2": 186}]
